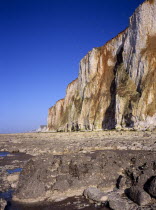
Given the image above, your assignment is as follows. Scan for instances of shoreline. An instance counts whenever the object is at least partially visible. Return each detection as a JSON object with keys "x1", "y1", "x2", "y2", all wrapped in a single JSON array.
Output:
[{"x1": 0, "y1": 130, "x2": 156, "y2": 157}]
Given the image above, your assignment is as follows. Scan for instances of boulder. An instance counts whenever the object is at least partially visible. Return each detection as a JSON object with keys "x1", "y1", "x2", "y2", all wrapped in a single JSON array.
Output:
[
  {"x1": 147, "y1": 176, "x2": 156, "y2": 197},
  {"x1": 126, "y1": 186, "x2": 151, "y2": 206},
  {"x1": 83, "y1": 187, "x2": 108, "y2": 202},
  {"x1": 108, "y1": 192, "x2": 137, "y2": 210}
]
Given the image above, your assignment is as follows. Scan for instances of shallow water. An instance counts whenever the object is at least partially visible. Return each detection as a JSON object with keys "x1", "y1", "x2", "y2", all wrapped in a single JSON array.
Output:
[
  {"x1": 0, "y1": 189, "x2": 13, "y2": 201},
  {"x1": 0, "y1": 151, "x2": 33, "y2": 209},
  {"x1": 6, "y1": 196, "x2": 110, "y2": 210},
  {"x1": 0, "y1": 151, "x2": 10, "y2": 157},
  {"x1": 6, "y1": 168, "x2": 22, "y2": 174}
]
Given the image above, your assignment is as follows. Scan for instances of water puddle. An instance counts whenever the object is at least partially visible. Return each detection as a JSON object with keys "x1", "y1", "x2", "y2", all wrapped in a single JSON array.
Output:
[
  {"x1": 0, "y1": 150, "x2": 33, "y2": 209},
  {"x1": 0, "y1": 151, "x2": 32, "y2": 167},
  {"x1": 0, "y1": 189, "x2": 14, "y2": 201},
  {"x1": 0, "y1": 151, "x2": 10, "y2": 157},
  {"x1": 6, "y1": 168, "x2": 22, "y2": 174}
]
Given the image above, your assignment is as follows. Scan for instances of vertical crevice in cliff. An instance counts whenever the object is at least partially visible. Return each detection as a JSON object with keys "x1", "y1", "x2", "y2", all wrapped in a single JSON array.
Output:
[
  {"x1": 102, "y1": 47, "x2": 124, "y2": 130},
  {"x1": 47, "y1": 0, "x2": 156, "y2": 131},
  {"x1": 115, "y1": 53, "x2": 141, "y2": 128}
]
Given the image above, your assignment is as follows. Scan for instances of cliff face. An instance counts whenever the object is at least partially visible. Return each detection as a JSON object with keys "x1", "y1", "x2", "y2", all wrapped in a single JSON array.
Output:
[{"x1": 48, "y1": 0, "x2": 156, "y2": 131}]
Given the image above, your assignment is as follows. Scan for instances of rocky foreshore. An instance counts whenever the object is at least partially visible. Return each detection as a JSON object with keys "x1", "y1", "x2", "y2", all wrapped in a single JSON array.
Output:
[
  {"x1": 0, "y1": 131, "x2": 156, "y2": 156},
  {"x1": 0, "y1": 131, "x2": 156, "y2": 209},
  {"x1": 12, "y1": 149, "x2": 156, "y2": 210}
]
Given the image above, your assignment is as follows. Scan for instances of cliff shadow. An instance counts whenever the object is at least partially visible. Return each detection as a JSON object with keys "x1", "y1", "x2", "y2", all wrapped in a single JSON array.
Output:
[{"x1": 102, "y1": 47, "x2": 123, "y2": 130}]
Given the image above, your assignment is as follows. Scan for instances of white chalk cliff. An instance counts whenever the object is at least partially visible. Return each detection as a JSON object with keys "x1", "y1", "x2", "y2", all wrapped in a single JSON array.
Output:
[{"x1": 48, "y1": 0, "x2": 156, "y2": 131}]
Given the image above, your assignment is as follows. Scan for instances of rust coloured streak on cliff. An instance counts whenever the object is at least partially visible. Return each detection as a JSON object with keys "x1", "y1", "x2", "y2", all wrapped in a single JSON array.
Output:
[{"x1": 48, "y1": 0, "x2": 156, "y2": 131}]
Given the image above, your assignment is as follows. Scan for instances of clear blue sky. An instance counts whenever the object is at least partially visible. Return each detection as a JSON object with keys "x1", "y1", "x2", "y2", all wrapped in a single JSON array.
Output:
[{"x1": 0, "y1": 0, "x2": 144, "y2": 133}]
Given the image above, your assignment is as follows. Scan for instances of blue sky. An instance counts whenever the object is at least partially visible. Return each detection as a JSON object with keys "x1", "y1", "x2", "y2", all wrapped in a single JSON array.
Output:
[{"x1": 0, "y1": 0, "x2": 145, "y2": 133}]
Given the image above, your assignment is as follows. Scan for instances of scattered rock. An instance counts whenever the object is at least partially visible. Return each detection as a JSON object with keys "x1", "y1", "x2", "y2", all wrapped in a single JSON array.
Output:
[
  {"x1": 126, "y1": 186, "x2": 151, "y2": 206},
  {"x1": 1, "y1": 131, "x2": 156, "y2": 157},
  {"x1": 7, "y1": 173, "x2": 20, "y2": 189},
  {"x1": 83, "y1": 187, "x2": 108, "y2": 202},
  {"x1": 143, "y1": 133, "x2": 151, "y2": 138}
]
